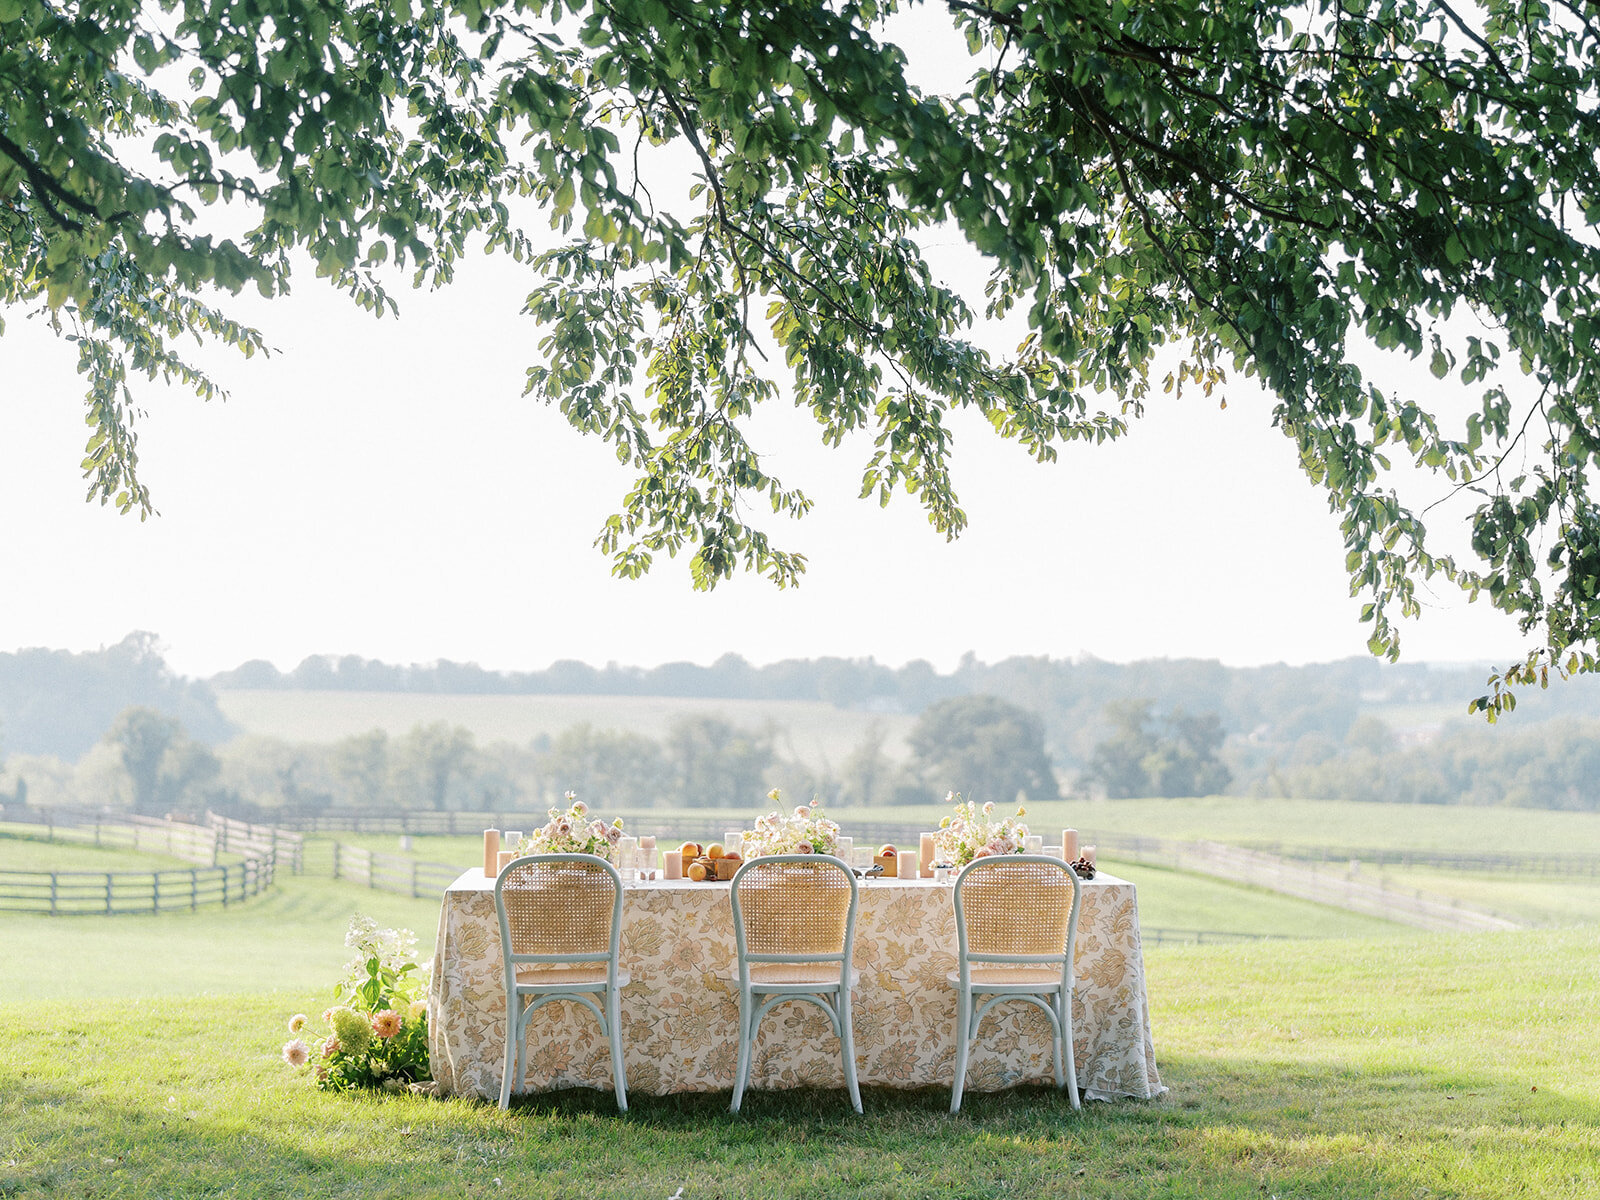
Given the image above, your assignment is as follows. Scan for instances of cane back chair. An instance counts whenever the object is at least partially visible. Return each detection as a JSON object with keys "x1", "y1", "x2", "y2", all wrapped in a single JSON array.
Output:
[
  {"x1": 494, "y1": 853, "x2": 629, "y2": 1111},
  {"x1": 728, "y1": 854, "x2": 862, "y2": 1114},
  {"x1": 948, "y1": 853, "x2": 1083, "y2": 1113}
]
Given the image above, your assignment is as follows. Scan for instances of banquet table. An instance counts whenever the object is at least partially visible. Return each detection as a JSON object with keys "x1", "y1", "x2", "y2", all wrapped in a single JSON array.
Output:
[{"x1": 427, "y1": 868, "x2": 1164, "y2": 1102}]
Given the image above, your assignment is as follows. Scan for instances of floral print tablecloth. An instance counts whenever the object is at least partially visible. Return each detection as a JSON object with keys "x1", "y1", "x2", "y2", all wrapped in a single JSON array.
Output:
[{"x1": 427, "y1": 871, "x2": 1164, "y2": 1101}]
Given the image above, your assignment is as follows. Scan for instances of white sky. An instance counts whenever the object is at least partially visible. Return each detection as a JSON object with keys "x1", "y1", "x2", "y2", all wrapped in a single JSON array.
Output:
[{"x1": 0, "y1": 13, "x2": 1535, "y2": 681}]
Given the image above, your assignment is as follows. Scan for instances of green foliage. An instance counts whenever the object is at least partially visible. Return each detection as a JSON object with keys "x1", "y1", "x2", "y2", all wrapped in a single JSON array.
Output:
[
  {"x1": 907, "y1": 694, "x2": 1061, "y2": 806},
  {"x1": 1283, "y1": 716, "x2": 1600, "y2": 811},
  {"x1": 9, "y1": 3, "x2": 1600, "y2": 703},
  {"x1": 281, "y1": 915, "x2": 431, "y2": 1092},
  {"x1": 1087, "y1": 700, "x2": 1231, "y2": 799},
  {"x1": 102, "y1": 705, "x2": 219, "y2": 815}
]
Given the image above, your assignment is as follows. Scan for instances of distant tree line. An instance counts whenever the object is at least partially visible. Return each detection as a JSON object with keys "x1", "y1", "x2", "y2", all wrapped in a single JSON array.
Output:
[
  {"x1": 0, "y1": 633, "x2": 232, "y2": 760},
  {"x1": 1, "y1": 696, "x2": 1063, "y2": 817}
]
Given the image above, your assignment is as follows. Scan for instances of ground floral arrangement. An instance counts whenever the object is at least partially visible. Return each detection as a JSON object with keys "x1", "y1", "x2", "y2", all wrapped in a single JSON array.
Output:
[
  {"x1": 742, "y1": 790, "x2": 840, "y2": 857},
  {"x1": 280, "y1": 916, "x2": 431, "y2": 1091},
  {"x1": 934, "y1": 792, "x2": 1030, "y2": 867},
  {"x1": 514, "y1": 792, "x2": 624, "y2": 862}
]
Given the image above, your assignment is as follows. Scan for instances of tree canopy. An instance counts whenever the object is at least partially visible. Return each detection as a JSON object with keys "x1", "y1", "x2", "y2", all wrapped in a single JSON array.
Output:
[{"x1": 7, "y1": 0, "x2": 1600, "y2": 711}]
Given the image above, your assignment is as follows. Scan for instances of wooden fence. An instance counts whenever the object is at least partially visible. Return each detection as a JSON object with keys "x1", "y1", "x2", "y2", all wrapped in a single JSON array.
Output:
[
  {"x1": 0, "y1": 808, "x2": 277, "y2": 915},
  {"x1": 1236, "y1": 842, "x2": 1600, "y2": 878},
  {"x1": 0, "y1": 859, "x2": 275, "y2": 915},
  {"x1": 328, "y1": 842, "x2": 460, "y2": 898},
  {"x1": 1095, "y1": 835, "x2": 1523, "y2": 933},
  {"x1": 206, "y1": 812, "x2": 304, "y2": 873}
]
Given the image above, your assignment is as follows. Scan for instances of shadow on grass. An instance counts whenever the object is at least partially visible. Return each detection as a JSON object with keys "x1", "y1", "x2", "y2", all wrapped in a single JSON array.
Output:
[{"x1": 2, "y1": 1054, "x2": 1595, "y2": 1200}]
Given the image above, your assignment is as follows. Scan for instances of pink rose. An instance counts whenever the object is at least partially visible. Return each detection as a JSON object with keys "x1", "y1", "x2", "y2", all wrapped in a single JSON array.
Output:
[
  {"x1": 571, "y1": 800, "x2": 588, "y2": 816},
  {"x1": 973, "y1": 847, "x2": 992, "y2": 859},
  {"x1": 796, "y1": 841, "x2": 813, "y2": 854}
]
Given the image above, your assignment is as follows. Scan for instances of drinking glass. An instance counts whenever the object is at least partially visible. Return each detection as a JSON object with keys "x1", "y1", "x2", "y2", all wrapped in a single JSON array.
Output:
[
  {"x1": 618, "y1": 835, "x2": 638, "y2": 881},
  {"x1": 836, "y1": 836, "x2": 853, "y2": 865},
  {"x1": 639, "y1": 835, "x2": 657, "y2": 880},
  {"x1": 724, "y1": 830, "x2": 745, "y2": 859},
  {"x1": 1025, "y1": 834, "x2": 1043, "y2": 855},
  {"x1": 853, "y1": 846, "x2": 873, "y2": 876}
]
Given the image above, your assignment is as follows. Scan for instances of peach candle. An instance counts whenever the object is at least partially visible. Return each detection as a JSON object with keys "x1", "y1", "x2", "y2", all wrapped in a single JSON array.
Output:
[
  {"x1": 482, "y1": 829, "x2": 500, "y2": 877},
  {"x1": 919, "y1": 832, "x2": 936, "y2": 879},
  {"x1": 496, "y1": 849, "x2": 516, "y2": 874},
  {"x1": 1062, "y1": 828, "x2": 1079, "y2": 860}
]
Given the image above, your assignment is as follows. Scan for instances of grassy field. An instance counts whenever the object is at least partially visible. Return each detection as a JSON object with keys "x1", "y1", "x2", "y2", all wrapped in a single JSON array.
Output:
[
  {"x1": 214, "y1": 688, "x2": 915, "y2": 769},
  {"x1": 832, "y1": 796, "x2": 1600, "y2": 856},
  {"x1": 2, "y1": 925, "x2": 1596, "y2": 1199},
  {"x1": 1366, "y1": 866, "x2": 1600, "y2": 927},
  {"x1": 0, "y1": 836, "x2": 196, "y2": 873},
  {"x1": 1, "y1": 869, "x2": 442, "y2": 1001}
]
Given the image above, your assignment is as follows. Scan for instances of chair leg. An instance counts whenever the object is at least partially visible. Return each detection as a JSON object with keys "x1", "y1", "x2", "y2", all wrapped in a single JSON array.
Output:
[
  {"x1": 498, "y1": 995, "x2": 520, "y2": 1110},
  {"x1": 1051, "y1": 995, "x2": 1066, "y2": 1090},
  {"x1": 838, "y1": 986, "x2": 862, "y2": 1114},
  {"x1": 514, "y1": 998, "x2": 528, "y2": 1100},
  {"x1": 607, "y1": 984, "x2": 629, "y2": 1112},
  {"x1": 950, "y1": 987, "x2": 972, "y2": 1114},
  {"x1": 1062, "y1": 991, "x2": 1081, "y2": 1111},
  {"x1": 730, "y1": 989, "x2": 754, "y2": 1114}
]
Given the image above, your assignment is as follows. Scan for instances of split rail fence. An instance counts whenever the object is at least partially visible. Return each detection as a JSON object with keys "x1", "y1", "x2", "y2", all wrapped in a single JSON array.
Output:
[{"x1": 0, "y1": 808, "x2": 280, "y2": 915}]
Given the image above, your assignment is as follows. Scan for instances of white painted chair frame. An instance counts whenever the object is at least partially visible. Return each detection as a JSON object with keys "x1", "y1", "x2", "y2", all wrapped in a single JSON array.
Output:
[
  {"x1": 493, "y1": 852, "x2": 629, "y2": 1111},
  {"x1": 949, "y1": 853, "x2": 1083, "y2": 1113},
  {"x1": 728, "y1": 853, "x2": 863, "y2": 1114}
]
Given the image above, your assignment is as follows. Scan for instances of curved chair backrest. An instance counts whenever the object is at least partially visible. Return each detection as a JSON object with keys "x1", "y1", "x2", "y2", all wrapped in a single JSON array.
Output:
[
  {"x1": 954, "y1": 854, "x2": 1081, "y2": 972},
  {"x1": 731, "y1": 854, "x2": 858, "y2": 966},
  {"x1": 495, "y1": 853, "x2": 623, "y2": 970}
]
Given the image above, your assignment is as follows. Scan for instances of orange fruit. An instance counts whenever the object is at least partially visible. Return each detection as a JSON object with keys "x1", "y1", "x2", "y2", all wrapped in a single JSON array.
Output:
[
  {"x1": 878, "y1": 844, "x2": 897, "y2": 857},
  {"x1": 707, "y1": 842, "x2": 725, "y2": 859},
  {"x1": 687, "y1": 861, "x2": 709, "y2": 882},
  {"x1": 680, "y1": 842, "x2": 701, "y2": 860}
]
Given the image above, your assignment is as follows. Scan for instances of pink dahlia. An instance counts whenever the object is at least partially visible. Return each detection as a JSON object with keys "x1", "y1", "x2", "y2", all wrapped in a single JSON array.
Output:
[
  {"x1": 282, "y1": 1038, "x2": 310, "y2": 1067},
  {"x1": 371, "y1": 1010, "x2": 403, "y2": 1039}
]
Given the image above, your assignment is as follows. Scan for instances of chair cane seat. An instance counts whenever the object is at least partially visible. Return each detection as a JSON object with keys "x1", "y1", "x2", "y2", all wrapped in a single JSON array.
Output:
[
  {"x1": 947, "y1": 965, "x2": 1065, "y2": 989},
  {"x1": 515, "y1": 964, "x2": 631, "y2": 989},
  {"x1": 747, "y1": 963, "x2": 861, "y2": 988}
]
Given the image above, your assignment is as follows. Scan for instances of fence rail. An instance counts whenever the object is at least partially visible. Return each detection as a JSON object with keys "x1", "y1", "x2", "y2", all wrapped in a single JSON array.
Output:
[
  {"x1": 329, "y1": 843, "x2": 460, "y2": 898},
  {"x1": 1235, "y1": 842, "x2": 1600, "y2": 878},
  {"x1": 206, "y1": 812, "x2": 304, "y2": 873},
  {"x1": 0, "y1": 808, "x2": 277, "y2": 915},
  {"x1": 1096, "y1": 835, "x2": 1523, "y2": 933}
]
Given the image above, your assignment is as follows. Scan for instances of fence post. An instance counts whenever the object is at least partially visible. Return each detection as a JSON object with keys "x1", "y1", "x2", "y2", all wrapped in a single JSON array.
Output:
[
  {"x1": 191, "y1": 868, "x2": 198, "y2": 911},
  {"x1": 152, "y1": 872, "x2": 160, "y2": 914},
  {"x1": 50, "y1": 873, "x2": 57, "y2": 916},
  {"x1": 412, "y1": 860, "x2": 420, "y2": 899},
  {"x1": 105, "y1": 872, "x2": 113, "y2": 914},
  {"x1": 333, "y1": 841, "x2": 341, "y2": 880}
]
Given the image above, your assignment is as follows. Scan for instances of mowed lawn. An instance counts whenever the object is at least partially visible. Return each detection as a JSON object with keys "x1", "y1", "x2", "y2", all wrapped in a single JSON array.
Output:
[{"x1": 2, "y1": 925, "x2": 1596, "y2": 1199}]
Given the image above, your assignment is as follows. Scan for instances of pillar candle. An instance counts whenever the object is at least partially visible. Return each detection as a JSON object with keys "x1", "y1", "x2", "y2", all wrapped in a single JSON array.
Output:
[
  {"x1": 482, "y1": 829, "x2": 500, "y2": 877},
  {"x1": 664, "y1": 849, "x2": 682, "y2": 880},
  {"x1": 1062, "y1": 828, "x2": 1079, "y2": 860},
  {"x1": 919, "y1": 832, "x2": 936, "y2": 878},
  {"x1": 496, "y1": 849, "x2": 516, "y2": 874},
  {"x1": 897, "y1": 847, "x2": 917, "y2": 878},
  {"x1": 1083, "y1": 844, "x2": 1096, "y2": 867}
]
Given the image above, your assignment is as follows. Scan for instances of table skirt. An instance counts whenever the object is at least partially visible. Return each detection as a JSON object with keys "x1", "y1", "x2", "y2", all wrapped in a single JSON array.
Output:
[{"x1": 427, "y1": 871, "x2": 1163, "y2": 1101}]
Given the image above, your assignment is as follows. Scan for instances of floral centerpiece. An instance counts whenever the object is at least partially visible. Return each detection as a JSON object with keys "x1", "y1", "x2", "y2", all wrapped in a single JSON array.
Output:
[
  {"x1": 934, "y1": 792, "x2": 1029, "y2": 867},
  {"x1": 743, "y1": 789, "x2": 840, "y2": 857},
  {"x1": 280, "y1": 915, "x2": 431, "y2": 1092},
  {"x1": 514, "y1": 792, "x2": 624, "y2": 862}
]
